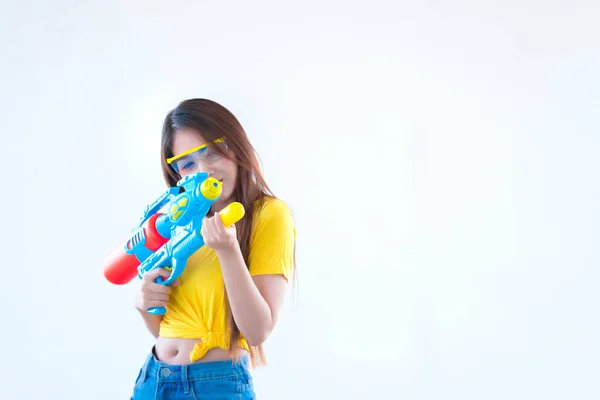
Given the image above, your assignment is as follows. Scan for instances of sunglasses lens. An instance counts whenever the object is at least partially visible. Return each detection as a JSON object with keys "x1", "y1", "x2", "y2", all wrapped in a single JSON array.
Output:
[
  {"x1": 168, "y1": 138, "x2": 227, "y2": 172},
  {"x1": 173, "y1": 157, "x2": 198, "y2": 172}
]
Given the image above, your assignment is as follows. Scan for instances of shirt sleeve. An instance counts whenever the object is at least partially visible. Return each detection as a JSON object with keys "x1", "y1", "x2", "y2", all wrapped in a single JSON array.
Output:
[{"x1": 248, "y1": 198, "x2": 296, "y2": 282}]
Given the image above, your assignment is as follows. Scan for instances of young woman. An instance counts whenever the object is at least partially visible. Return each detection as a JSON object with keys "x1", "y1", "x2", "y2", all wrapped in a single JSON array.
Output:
[{"x1": 130, "y1": 98, "x2": 296, "y2": 400}]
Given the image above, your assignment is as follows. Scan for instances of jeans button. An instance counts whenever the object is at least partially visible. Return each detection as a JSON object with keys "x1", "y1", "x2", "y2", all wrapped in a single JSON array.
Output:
[{"x1": 161, "y1": 368, "x2": 171, "y2": 377}]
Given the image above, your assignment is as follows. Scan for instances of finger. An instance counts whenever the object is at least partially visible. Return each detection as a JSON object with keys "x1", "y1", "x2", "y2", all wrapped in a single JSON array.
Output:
[
  {"x1": 147, "y1": 282, "x2": 173, "y2": 295},
  {"x1": 213, "y1": 212, "x2": 225, "y2": 235},
  {"x1": 228, "y1": 222, "x2": 237, "y2": 233},
  {"x1": 148, "y1": 293, "x2": 170, "y2": 302},
  {"x1": 146, "y1": 299, "x2": 169, "y2": 309},
  {"x1": 202, "y1": 217, "x2": 212, "y2": 237},
  {"x1": 202, "y1": 218, "x2": 214, "y2": 242},
  {"x1": 171, "y1": 279, "x2": 181, "y2": 287},
  {"x1": 144, "y1": 267, "x2": 171, "y2": 282},
  {"x1": 207, "y1": 215, "x2": 218, "y2": 231}
]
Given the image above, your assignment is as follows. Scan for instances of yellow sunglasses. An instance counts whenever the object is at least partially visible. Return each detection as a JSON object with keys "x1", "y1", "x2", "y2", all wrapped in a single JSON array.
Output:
[{"x1": 166, "y1": 137, "x2": 226, "y2": 172}]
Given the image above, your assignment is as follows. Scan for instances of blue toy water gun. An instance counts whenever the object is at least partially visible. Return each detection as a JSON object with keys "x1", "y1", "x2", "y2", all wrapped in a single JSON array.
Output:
[{"x1": 102, "y1": 171, "x2": 245, "y2": 314}]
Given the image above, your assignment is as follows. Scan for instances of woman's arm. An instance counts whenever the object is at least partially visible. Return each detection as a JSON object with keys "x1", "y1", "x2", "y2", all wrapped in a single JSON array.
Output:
[
  {"x1": 216, "y1": 245, "x2": 288, "y2": 345},
  {"x1": 202, "y1": 213, "x2": 288, "y2": 346},
  {"x1": 136, "y1": 309, "x2": 164, "y2": 338}
]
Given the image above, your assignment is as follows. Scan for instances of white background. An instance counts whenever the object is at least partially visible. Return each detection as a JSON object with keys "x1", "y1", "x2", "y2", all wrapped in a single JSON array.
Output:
[{"x1": 1, "y1": 1, "x2": 599, "y2": 399}]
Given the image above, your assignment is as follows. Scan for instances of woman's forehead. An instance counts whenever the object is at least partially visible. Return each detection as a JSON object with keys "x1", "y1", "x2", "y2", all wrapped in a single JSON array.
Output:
[{"x1": 172, "y1": 128, "x2": 208, "y2": 154}]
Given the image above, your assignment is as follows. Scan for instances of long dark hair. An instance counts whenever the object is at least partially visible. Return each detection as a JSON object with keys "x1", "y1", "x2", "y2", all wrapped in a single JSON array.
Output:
[{"x1": 160, "y1": 98, "x2": 292, "y2": 367}]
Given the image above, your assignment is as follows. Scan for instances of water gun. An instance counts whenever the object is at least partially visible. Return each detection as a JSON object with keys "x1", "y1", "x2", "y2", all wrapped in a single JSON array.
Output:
[{"x1": 102, "y1": 171, "x2": 245, "y2": 314}]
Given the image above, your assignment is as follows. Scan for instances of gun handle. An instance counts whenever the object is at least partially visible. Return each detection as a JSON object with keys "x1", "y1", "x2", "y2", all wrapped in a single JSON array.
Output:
[
  {"x1": 147, "y1": 274, "x2": 167, "y2": 314},
  {"x1": 145, "y1": 270, "x2": 171, "y2": 315}
]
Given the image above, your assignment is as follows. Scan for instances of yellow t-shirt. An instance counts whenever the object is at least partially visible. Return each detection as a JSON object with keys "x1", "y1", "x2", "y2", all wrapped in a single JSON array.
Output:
[{"x1": 158, "y1": 196, "x2": 296, "y2": 362}]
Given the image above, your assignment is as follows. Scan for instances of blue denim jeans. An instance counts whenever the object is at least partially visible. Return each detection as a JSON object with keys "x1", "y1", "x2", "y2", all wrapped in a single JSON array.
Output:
[{"x1": 131, "y1": 348, "x2": 256, "y2": 400}]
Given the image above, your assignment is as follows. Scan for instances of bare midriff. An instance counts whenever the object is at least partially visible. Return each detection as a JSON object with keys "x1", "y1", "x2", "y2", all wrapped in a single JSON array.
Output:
[{"x1": 154, "y1": 337, "x2": 248, "y2": 365}]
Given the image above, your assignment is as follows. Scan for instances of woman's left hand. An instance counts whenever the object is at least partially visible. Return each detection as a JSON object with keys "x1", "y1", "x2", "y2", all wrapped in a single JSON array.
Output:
[{"x1": 202, "y1": 213, "x2": 238, "y2": 252}]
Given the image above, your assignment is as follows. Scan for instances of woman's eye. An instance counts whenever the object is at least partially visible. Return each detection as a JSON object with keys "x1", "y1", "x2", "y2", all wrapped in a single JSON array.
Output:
[{"x1": 181, "y1": 161, "x2": 196, "y2": 171}]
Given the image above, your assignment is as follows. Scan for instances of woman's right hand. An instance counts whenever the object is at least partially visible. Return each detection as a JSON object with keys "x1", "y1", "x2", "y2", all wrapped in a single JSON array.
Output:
[{"x1": 135, "y1": 268, "x2": 180, "y2": 313}]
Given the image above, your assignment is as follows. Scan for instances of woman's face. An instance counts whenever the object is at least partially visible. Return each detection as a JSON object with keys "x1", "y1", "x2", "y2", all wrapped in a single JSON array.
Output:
[{"x1": 170, "y1": 128, "x2": 238, "y2": 205}]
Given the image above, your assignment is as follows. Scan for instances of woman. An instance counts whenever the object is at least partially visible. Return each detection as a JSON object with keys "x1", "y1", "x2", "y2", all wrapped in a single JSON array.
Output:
[{"x1": 131, "y1": 98, "x2": 296, "y2": 399}]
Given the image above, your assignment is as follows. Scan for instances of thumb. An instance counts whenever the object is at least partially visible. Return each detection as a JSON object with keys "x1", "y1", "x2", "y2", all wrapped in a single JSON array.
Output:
[{"x1": 171, "y1": 279, "x2": 181, "y2": 287}]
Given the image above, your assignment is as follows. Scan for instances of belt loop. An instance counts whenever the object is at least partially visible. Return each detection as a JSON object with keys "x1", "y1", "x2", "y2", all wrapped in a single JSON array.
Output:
[{"x1": 182, "y1": 364, "x2": 190, "y2": 394}]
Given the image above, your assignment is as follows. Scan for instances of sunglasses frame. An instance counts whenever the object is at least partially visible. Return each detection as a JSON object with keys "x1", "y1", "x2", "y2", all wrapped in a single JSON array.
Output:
[{"x1": 166, "y1": 137, "x2": 226, "y2": 170}]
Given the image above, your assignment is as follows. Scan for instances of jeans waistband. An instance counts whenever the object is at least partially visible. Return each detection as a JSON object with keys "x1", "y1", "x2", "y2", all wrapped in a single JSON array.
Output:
[{"x1": 141, "y1": 347, "x2": 250, "y2": 383}]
